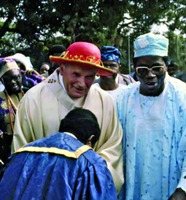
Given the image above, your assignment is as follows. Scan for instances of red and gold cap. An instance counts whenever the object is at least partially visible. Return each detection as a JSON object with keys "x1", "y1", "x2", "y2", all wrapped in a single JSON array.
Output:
[{"x1": 49, "y1": 42, "x2": 115, "y2": 76}]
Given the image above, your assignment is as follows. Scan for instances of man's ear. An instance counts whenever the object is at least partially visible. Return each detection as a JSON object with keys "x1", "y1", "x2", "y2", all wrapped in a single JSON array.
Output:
[
  {"x1": 59, "y1": 64, "x2": 65, "y2": 75},
  {"x1": 86, "y1": 135, "x2": 95, "y2": 147},
  {"x1": 118, "y1": 64, "x2": 121, "y2": 72},
  {"x1": 164, "y1": 65, "x2": 167, "y2": 72}
]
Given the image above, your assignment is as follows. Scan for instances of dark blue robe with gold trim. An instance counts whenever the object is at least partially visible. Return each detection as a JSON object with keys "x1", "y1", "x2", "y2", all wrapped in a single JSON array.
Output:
[{"x1": 0, "y1": 132, "x2": 117, "y2": 200}]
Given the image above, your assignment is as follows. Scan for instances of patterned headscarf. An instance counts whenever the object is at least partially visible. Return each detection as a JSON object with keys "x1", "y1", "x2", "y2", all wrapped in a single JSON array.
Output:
[
  {"x1": 101, "y1": 46, "x2": 121, "y2": 63},
  {"x1": 0, "y1": 57, "x2": 20, "y2": 78}
]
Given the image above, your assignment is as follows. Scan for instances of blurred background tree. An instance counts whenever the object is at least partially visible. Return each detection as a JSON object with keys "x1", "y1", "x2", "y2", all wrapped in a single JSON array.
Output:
[{"x1": 0, "y1": 0, "x2": 185, "y2": 72}]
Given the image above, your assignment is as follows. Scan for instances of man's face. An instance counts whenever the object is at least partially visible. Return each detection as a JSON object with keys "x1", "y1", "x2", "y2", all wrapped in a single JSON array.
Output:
[
  {"x1": 2, "y1": 69, "x2": 22, "y2": 95},
  {"x1": 167, "y1": 66, "x2": 177, "y2": 76},
  {"x1": 101, "y1": 61, "x2": 119, "y2": 80},
  {"x1": 60, "y1": 64, "x2": 97, "y2": 99},
  {"x1": 135, "y1": 56, "x2": 167, "y2": 96}
]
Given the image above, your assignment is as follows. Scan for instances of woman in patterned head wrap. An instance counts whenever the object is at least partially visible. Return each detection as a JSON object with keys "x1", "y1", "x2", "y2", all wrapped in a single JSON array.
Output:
[{"x1": 0, "y1": 58, "x2": 24, "y2": 165}]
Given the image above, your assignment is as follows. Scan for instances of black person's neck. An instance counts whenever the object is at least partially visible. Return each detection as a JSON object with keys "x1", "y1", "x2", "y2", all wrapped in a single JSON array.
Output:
[
  {"x1": 140, "y1": 84, "x2": 165, "y2": 96},
  {"x1": 6, "y1": 90, "x2": 22, "y2": 99},
  {"x1": 99, "y1": 79, "x2": 118, "y2": 90}
]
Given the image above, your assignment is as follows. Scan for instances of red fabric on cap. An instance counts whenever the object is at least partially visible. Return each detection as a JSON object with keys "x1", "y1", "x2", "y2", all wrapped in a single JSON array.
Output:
[{"x1": 49, "y1": 42, "x2": 115, "y2": 76}]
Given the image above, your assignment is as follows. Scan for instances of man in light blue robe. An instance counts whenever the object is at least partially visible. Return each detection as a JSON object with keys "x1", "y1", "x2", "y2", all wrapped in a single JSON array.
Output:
[
  {"x1": 117, "y1": 33, "x2": 186, "y2": 200},
  {"x1": 0, "y1": 108, "x2": 117, "y2": 200}
]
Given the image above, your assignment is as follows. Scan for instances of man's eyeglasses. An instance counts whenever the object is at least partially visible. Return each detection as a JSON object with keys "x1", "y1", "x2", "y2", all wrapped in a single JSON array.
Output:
[{"x1": 136, "y1": 66, "x2": 165, "y2": 78}]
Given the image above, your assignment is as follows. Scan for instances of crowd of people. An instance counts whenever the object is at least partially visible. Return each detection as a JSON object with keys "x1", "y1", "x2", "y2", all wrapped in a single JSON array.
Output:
[{"x1": 0, "y1": 32, "x2": 186, "y2": 200}]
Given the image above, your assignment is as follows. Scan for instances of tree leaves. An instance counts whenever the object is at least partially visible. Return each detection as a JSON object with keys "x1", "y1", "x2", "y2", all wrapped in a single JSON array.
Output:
[{"x1": 0, "y1": 0, "x2": 185, "y2": 71}]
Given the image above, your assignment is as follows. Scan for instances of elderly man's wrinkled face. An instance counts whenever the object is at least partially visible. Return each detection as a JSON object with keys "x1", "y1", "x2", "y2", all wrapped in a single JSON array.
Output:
[
  {"x1": 60, "y1": 64, "x2": 97, "y2": 99},
  {"x1": 135, "y1": 56, "x2": 167, "y2": 96},
  {"x1": 2, "y1": 69, "x2": 22, "y2": 95}
]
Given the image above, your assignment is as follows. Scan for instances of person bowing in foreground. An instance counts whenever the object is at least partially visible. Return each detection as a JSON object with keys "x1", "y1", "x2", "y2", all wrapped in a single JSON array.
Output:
[{"x1": 0, "y1": 108, "x2": 117, "y2": 199}]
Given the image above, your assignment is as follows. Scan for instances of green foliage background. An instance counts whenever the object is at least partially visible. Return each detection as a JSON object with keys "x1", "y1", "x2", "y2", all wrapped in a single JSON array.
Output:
[{"x1": 0, "y1": 0, "x2": 185, "y2": 72}]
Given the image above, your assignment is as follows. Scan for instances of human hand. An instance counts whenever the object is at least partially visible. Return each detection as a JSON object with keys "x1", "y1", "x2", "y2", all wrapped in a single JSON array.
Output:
[
  {"x1": 24, "y1": 69, "x2": 45, "y2": 80},
  {"x1": 168, "y1": 188, "x2": 186, "y2": 200},
  {"x1": 25, "y1": 69, "x2": 41, "y2": 76}
]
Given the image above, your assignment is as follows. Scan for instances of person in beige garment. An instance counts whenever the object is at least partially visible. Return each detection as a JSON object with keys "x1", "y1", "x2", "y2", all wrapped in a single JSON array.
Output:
[{"x1": 12, "y1": 41, "x2": 124, "y2": 193}]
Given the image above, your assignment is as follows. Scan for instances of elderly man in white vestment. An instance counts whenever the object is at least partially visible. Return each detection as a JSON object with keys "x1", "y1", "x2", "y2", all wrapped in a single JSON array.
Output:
[{"x1": 11, "y1": 41, "x2": 124, "y2": 193}]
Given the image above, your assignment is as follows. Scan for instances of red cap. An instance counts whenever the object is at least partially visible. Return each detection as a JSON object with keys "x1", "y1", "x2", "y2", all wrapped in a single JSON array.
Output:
[{"x1": 49, "y1": 42, "x2": 115, "y2": 76}]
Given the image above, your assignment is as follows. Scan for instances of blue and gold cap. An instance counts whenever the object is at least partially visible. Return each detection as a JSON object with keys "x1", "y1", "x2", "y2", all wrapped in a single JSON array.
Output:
[
  {"x1": 101, "y1": 46, "x2": 121, "y2": 63},
  {"x1": 134, "y1": 32, "x2": 169, "y2": 58}
]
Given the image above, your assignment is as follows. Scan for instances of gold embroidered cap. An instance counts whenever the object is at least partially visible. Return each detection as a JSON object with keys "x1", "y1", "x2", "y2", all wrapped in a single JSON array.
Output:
[
  {"x1": 49, "y1": 42, "x2": 115, "y2": 76},
  {"x1": 0, "y1": 58, "x2": 20, "y2": 78}
]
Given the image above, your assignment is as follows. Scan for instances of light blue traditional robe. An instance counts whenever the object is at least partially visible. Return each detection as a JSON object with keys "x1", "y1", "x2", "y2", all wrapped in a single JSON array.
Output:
[
  {"x1": 0, "y1": 132, "x2": 117, "y2": 200},
  {"x1": 117, "y1": 75, "x2": 186, "y2": 200}
]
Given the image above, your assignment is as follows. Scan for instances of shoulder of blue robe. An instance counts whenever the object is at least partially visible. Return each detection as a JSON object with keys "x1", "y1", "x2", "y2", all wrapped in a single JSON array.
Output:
[
  {"x1": 116, "y1": 81, "x2": 140, "y2": 102},
  {"x1": 166, "y1": 75, "x2": 186, "y2": 98},
  {"x1": 116, "y1": 81, "x2": 139, "y2": 122},
  {"x1": 116, "y1": 76, "x2": 186, "y2": 120},
  {"x1": 16, "y1": 132, "x2": 89, "y2": 158},
  {"x1": 0, "y1": 133, "x2": 117, "y2": 200}
]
